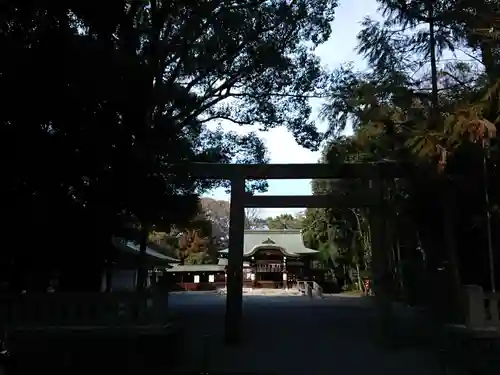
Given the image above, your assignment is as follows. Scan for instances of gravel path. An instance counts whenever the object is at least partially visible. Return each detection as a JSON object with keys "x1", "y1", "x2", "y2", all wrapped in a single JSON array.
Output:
[{"x1": 169, "y1": 292, "x2": 442, "y2": 374}]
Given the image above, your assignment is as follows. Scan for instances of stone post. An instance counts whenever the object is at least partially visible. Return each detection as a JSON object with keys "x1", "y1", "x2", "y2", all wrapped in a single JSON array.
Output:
[{"x1": 464, "y1": 285, "x2": 486, "y2": 329}]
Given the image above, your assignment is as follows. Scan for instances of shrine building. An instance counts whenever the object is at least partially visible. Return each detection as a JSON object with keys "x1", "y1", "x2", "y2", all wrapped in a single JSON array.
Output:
[
  {"x1": 218, "y1": 229, "x2": 318, "y2": 288},
  {"x1": 167, "y1": 229, "x2": 319, "y2": 290}
]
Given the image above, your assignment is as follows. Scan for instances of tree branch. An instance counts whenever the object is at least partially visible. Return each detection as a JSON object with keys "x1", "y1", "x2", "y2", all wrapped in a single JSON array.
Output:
[
  {"x1": 227, "y1": 91, "x2": 327, "y2": 99},
  {"x1": 199, "y1": 115, "x2": 250, "y2": 125}
]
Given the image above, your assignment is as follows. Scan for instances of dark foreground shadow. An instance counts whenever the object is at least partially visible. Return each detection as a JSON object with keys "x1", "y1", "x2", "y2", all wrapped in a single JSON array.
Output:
[{"x1": 2, "y1": 325, "x2": 183, "y2": 375}]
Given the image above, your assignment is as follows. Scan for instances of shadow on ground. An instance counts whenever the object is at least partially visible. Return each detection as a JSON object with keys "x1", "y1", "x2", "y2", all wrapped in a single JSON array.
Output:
[{"x1": 169, "y1": 292, "x2": 441, "y2": 375}]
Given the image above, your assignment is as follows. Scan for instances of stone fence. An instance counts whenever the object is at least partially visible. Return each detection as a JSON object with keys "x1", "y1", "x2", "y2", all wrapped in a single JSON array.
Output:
[{"x1": 0, "y1": 291, "x2": 169, "y2": 329}]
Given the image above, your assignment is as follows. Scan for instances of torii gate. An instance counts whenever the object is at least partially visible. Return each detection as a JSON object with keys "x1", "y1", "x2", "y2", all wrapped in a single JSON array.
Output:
[{"x1": 189, "y1": 162, "x2": 411, "y2": 344}]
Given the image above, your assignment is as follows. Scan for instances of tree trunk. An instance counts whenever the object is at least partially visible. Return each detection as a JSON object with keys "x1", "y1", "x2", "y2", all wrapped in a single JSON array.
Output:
[
  {"x1": 59, "y1": 260, "x2": 105, "y2": 292},
  {"x1": 136, "y1": 223, "x2": 150, "y2": 292},
  {"x1": 427, "y1": 0, "x2": 439, "y2": 129},
  {"x1": 369, "y1": 178, "x2": 393, "y2": 344},
  {"x1": 441, "y1": 183, "x2": 462, "y2": 323},
  {"x1": 356, "y1": 263, "x2": 363, "y2": 292},
  {"x1": 482, "y1": 153, "x2": 496, "y2": 292},
  {"x1": 480, "y1": 42, "x2": 497, "y2": 84},
  {"x1": 58, "y1": 228, "x2": 108, "y2": 292},
  {"x1": 394, "y1": 237, "x2": 404, "y2": 297}
]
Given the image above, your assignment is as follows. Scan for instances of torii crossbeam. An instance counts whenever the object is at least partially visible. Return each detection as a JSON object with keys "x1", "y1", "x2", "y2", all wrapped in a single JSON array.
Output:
[{"x1": 187, "y1": 162, "x2": 412, "y2": 344}]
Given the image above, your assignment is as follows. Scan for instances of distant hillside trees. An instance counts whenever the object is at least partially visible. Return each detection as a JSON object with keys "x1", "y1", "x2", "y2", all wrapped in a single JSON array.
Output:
[{"x1": 267, "y1": 213, "x2": 304, "y2": 230}]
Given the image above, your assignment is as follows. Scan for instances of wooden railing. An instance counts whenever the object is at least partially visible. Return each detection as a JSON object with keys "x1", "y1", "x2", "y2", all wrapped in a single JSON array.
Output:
[
  {"x1": 0, "y1": 291, "x2": 169, "y2": 330},
  {"x1": 463, "y1": 285, "x2": 500, "y2": 329}
]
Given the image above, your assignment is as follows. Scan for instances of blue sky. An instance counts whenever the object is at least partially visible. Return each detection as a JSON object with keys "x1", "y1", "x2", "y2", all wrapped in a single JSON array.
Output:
[{"x1": 204, "y1": 0, "x2": 381, "y2": 217}]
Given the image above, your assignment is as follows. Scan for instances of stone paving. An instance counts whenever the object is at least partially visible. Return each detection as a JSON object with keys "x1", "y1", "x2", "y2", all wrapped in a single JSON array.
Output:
[
  {"x1": 169, "y1": 292, "x2": 443, "y2": 374},
  {"x1": 216, "y1": 287, "x2": 303, "y2": 296}
]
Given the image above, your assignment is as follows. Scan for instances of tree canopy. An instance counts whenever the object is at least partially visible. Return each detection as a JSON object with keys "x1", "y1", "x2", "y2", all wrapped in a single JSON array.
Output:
[
  {"x1": 0, "y1": 0, "x2": 337, "y2": 291},
  {"x1": 304, "y1": 0, "x2": 500, "y2": 315},
  {"x1": 4, "y1": 0, "x2": 500, "y2": 319}
]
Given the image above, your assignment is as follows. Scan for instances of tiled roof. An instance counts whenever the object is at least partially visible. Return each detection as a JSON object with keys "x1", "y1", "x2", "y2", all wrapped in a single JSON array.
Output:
[
  {"x1": 167, "y1": 264, "x2": 226, "y2": 273},
  {"x1": 218, "y1": 230, "x2": 318, "y2": 257}
]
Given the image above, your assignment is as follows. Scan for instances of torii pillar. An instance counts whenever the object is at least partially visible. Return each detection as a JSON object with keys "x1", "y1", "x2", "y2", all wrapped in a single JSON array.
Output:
[
  {"x1": 369, "y1": 176, "x2": 393, "y2": 344},
  {"x1": 225, "y1": 177, "x2": 245, "y2": 344}
]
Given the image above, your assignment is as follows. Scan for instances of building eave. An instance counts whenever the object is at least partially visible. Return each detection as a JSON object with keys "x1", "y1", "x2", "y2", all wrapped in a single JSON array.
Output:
[{"x1": 112, "y1": 237, "x2": 180, "y2": 264}]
